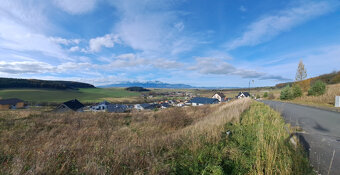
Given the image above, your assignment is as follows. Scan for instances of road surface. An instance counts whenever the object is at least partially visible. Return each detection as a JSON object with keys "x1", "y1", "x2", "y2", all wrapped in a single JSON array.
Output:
[{"x1": 262, "y1": 100, "x2": 340, "y2": 175}]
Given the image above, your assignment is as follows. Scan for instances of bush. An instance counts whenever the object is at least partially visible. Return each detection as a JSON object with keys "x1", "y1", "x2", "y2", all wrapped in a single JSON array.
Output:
[
  {"x1": 292, "y1": 84, "x2": 302, "y2": 98},
  {"x1": 263, "y1": 92, "x2": 268, "y2": 98},
  {"x1": 308, "y1": 80, "x2": 326, "y2": 96},
  {"x1": 280, "y1": 85, "x2": 293, "y2": 100},
  {"x1": 268, "y1": 92, "x2": 275, "y2": 100},
  {"x1": 256, "y1": 94, "x2": 260, "y2": 99}
]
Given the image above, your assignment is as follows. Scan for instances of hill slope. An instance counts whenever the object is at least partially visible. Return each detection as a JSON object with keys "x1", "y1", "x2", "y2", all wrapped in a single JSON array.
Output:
[{"x1": 276, "y1": 71, "x2": 340, "y2": 88}]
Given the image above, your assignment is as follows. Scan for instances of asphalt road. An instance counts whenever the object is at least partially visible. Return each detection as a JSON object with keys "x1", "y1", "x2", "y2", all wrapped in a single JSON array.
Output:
[{"x1": 261, "y1": 100, "x2": 340, "y2": 175}]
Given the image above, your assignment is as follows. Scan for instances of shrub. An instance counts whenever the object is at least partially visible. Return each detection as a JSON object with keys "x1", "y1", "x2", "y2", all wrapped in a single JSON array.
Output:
[
  {"x1": 308, "y1": 80, "x2": 326, "y2": 96},
  {"x1": 268, "y1": 92, "x2": 275, "y2": 100},
  {"x1": 292, "y1": 84, "x2": 302, "y2": 98},
  {"x1": 256, "y1": 94, "x2": 260, "y2": 99},
  {"x1": 280, "y1": 85, "x2": 293, "y2": 100},
  {"x1": 263, "y1": 92, "x2": 268, "y2": 98}
]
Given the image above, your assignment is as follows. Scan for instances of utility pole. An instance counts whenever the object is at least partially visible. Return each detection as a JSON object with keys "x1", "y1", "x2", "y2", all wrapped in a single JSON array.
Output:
[{"x1": 249, "y1": 80, "x2": 254, "y2": 95}]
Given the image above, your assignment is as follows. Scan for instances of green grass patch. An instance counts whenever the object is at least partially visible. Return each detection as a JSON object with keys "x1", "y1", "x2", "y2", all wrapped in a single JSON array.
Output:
[{"x1": 0, "y1": 88, "x2": 141, "y2": 103}]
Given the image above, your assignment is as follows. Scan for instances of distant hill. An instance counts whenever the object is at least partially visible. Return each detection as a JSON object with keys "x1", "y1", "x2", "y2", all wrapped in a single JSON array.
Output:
[
  {"x1": 0, "y1": 78, "x2": 95, "y2": 89},
  {"x1": 276, "y1": 71, "x2": 340, "y2": 88},
  {"x1": 100, "y1": 81, "x2": 194, "y2": 89}
]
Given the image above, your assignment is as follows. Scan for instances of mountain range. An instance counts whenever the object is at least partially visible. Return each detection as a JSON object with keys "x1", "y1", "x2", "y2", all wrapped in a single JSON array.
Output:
[
  {"x1": 100, "y1": 81, "x2": 240, "y2": 89},
  {"x1": 99, "y1": 81, "x2": 193, "y2": 89}
]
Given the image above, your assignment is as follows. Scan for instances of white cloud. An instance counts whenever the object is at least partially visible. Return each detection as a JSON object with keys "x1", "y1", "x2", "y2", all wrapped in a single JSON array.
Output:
[
  {"x1": 111, "y1": 0, "x2": 199, "y2": 56},
  {"x1": 89, "y1": 34, "x2": 119, "y2": 52},
  {"x1": 49, "y1": 37, "x2": 80, "y2": 45},
  {"x1": 0, "y1": 61, "x2": 54, "y2": 74},
  {"x1": 189, "y1": 57, "x2": 289, "y2": 81},
  {"x1": 174, "y1": 22, "x2": 184, "y2": 31},
  {"x1": 239, "y1": 6, "x2": 247, "y2": 12},
  {"x1": 0, "y1": 1, "x2": 71, "y2": 60},
  {"x1": 227, "y1": 1, "x2": 338, "y2": 50},
  {"x1": 69, "y1": 46, "x2": 80, "y2": 52},
  {"x1": 53, "y1": 0, "x2": 97, "y2": 14}
]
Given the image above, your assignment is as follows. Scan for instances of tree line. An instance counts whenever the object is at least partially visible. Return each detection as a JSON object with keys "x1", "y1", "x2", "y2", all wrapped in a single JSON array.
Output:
[{"x1": 0, "y1": 78, "x2": 95, "y2": 89}]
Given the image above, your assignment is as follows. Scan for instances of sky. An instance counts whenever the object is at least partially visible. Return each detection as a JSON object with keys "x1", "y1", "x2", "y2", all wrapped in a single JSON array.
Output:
[{"x1": 0, "y1": 0, "x2": 340, "y2": 87}]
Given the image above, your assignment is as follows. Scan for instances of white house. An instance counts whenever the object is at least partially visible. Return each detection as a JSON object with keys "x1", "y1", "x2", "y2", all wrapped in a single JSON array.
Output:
[
  {"x1": 91, "y1": 101, "x2": 110, "y2": 111},
  {"x1": 236, "y1": 92, "x2": 251, "y2": 98},
  {"x1": 212, "y1": 92, "x2": 225, "y2": 102}
]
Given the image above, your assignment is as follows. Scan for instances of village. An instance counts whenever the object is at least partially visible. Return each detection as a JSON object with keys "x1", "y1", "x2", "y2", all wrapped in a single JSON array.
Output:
[{"x1": 0, "y1": 91, "x2": 252, "y2": 113}]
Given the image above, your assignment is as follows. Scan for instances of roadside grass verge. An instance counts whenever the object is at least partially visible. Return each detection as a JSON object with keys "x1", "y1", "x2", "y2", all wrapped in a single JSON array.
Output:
[{"x1": 171, "y1": 102, "x2": 314, "y2": 174}]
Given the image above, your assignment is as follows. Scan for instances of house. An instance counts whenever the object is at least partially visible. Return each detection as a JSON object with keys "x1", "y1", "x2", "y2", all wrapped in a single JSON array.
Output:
[
  {"x1": 160, "y1": 103, "x2": 170, "y2": 109},
  {"x1": 134, "y1": 103, "x2": 160, "y2": 110},
  {"x1": 55, "y1": 99, "x2": 84, "y2": 112},
  {"x1": 236, "y1": 92, "x2": 251, "y2": 98},
  {"x1": 212, "y1": 92, "x2": 226, "y2": 102},
  {"x1": 0, "y1": 98, "x2": 25, "y2": 109},
  {"x1": 176, "y1": 102, "x2": 185, "y2": 107},
  {"x1": 91, "y1": 101, "x2": 110, "y2": 111},
  {"x1": 107, "y1": 104, "x2": 129, "y2": 113},
  {"x1": 188, "y1": 97, "x2": 219, "y2": 106},
  {"x1": 134, "y1": 103, "x2": 151, "y2": 110}
]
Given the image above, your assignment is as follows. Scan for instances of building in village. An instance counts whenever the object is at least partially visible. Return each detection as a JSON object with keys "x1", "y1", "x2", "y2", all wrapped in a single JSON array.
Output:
[
  {"x1": 236, "y1": 92, "x2": 251, "y2": 98},
  {"x1": 188, "y1": 97, "x2": 219, "y2": 106},
  {"x1": 0, "y1": 98, "x2": 25, "y2": 109},
  {"x1": 55, "y1": 99, "x2": 84, "y2": 112},
  {"x1": 134, "y1": 103, "x2": 160, "y2": 110},
  {"x1": 212, "y1": 92, "x2": 226, "y2": 102},
  {"x1": 91, "y1": 101, "x2": 110, "y2": 111},
  {"x1": 107, "y1": 104, "x2": 131, "y2": 113}
]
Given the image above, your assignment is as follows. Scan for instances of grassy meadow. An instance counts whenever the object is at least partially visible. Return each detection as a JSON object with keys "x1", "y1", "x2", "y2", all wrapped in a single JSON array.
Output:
[
  {"x1": 0, "y1": 88, "x2": 142, "y2": 104},
  {"x1": 0, "y1": 99, "x2": 313, "y2": 174}
]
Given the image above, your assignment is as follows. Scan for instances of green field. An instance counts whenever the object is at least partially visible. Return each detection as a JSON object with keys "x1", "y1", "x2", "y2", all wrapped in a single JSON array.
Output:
[{"x1": 0, "y1": 88, "x2": 142, "y2": 103}]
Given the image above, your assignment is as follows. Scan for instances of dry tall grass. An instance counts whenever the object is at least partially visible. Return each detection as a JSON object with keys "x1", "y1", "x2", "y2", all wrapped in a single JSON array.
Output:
[
  {"x1": 0, "y1": 99, "x2": 251, "y2": 174},
  {"x1": 293, "y1": 83, "x2": 340, "y2": 106}
]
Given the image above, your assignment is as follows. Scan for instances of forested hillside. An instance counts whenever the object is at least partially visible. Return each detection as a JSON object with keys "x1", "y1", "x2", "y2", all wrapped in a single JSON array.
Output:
[{"x1": 0, "y1": 78, "x2": 95, "y2": 89}]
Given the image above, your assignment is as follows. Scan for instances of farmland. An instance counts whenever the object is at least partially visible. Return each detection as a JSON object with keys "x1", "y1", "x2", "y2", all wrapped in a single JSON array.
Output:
[{"x1": 0, "y1": 88, "x2": 142, "y2": 104}]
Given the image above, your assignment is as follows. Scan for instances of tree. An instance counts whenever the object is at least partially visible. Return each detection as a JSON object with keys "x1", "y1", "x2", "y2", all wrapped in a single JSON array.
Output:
[
  {"x1": 295, "y1": 60, "x2": 307, "y2": 81},
  {"x1": 292, "y1": 84, "x2": 302, "y2": 98},
  {"x1": 308, "y1": 80, "x2": 326, "y2": 96},
  {"x1": 280, "y1": 85, "x2": 293, "y2": 100}
]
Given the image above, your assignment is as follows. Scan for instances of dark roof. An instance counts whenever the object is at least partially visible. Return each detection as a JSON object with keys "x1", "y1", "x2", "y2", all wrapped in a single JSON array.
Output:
[
  {"x1": 160, "y1": 103, "x2": 170, "y2": 108},
  {"x1": 0, "y1": 98, "x2": 24, "y2": 105},
  {"x1": 215, "y1": 92, "x2": 225, "y2": 98},
  {"x1": 189, "y1": 97, "x2": 219, "y2": 104},
  {"x1": 97, "y1": 101, "x2": 110, "y2": 105},
  {"x1": 237, "y1": 92, "x2": 251, "y2": 97},
  {"x1": 140, "y1": 103, "x2": 151, "y2": 108},
  {"x1": 107, "y1": 104, "x2": 128, "y2": 113},
  {"x1": 63, "y1": 99, "x2": 84, "y2": 111}
]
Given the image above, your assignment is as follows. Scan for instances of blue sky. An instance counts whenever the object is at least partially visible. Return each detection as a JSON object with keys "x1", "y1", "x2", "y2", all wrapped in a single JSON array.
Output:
[{"x1": 0, "y1": 0, "x2": 340, "y2": 87}]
